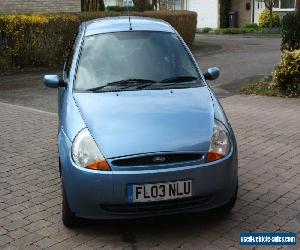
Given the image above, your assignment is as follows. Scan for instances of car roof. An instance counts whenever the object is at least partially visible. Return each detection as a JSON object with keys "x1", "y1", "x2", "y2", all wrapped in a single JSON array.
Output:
[{"x1": 83, "y1": 16, "x2": 175, "y2": 36}]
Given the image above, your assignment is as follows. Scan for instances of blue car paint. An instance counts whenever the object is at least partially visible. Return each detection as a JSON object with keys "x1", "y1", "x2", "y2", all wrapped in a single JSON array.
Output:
[
  {"x1": 84, "y1": 16, "x2": 173, "y2": 37},
  {"x1": 73, "y1": 86, "x2": 214, "y2": 159},
  {"x1": 58, "y1": 128, "x2": 237, "y2": 219},
  {"x1": 53, "y1": 16, "x2": 238, "y2": 219}
]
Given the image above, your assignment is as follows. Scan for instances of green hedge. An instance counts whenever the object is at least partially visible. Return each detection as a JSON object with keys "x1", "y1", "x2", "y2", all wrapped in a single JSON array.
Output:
[
  {"x1": 0, "y1": 11, "x2": 197, "y2": 71},
  {"x1": 106, "y1": 6, "x2": 135, "y2": 12},
  {"x1": 133, "y1": 11, "x2": 197, "y2": 45}
]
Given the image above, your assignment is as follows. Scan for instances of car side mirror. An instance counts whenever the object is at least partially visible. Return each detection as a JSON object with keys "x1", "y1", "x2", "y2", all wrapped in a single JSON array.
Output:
[
  {"x1": 43, "y1": 75, "x2": 66, "y2": 88},
  {"x1": 203, "y1": 67, "x2": 220, "y2": 81}
]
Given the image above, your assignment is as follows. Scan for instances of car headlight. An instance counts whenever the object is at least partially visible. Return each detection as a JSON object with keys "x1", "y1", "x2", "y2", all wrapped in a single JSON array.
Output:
[
  {"x1": 72, "y1": 128, "x2": 110, "y2": 171},
  {"x1": 206, "y1": 120, "x2": 231, "y2": 163}
]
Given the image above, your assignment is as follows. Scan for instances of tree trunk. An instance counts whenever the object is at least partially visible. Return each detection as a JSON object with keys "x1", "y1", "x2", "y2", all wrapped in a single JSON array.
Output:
[
  {"x1": 269, "y1": 8, "x2": 273, "y2": 30},
  {"x1": 81, "y1": 0, "x2": 105, "y2": 11},
  {"x1": 296, "y1": 0, "x2": 300, "y2": 12},
  {"x1": 152, "y1": 0, "x2": 158, "y2": 10}
]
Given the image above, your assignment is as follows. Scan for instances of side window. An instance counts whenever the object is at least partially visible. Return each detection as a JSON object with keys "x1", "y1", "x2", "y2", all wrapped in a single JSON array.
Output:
[{"x1": 63, "y1": 32, "x2": 79, "y2": 80}]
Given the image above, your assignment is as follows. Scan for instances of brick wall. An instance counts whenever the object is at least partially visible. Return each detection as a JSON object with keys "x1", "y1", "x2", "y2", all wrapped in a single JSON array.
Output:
[
  {"x1": 231, "y1": 0, "x2": 251, "y2": 26},
  {"x1": 0, "y1": 0, "x2": 81, "y2": 13}
]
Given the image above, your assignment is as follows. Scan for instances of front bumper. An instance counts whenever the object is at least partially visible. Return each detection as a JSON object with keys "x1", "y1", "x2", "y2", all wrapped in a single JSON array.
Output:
[{"x1": 59, "y1": 130, "x2": 238, "y2": 220}]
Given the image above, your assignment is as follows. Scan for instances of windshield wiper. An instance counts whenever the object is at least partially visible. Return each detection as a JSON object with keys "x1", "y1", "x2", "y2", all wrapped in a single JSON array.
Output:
[
  {"x1": 159, "y1": 76, "x2": 198, "y2": 84},
  {"x1": 107, "y1": 78, "x2": 157, "y2": 86},
  {"x1": 136, "y1": 76, "x2": 200, "y2": 90},
  {"x1": 86, "y1": 78, "x2": 157, "y2": 92},
  {"x1": 84, "y1": 76, "x2": 199, "y2": 92}
]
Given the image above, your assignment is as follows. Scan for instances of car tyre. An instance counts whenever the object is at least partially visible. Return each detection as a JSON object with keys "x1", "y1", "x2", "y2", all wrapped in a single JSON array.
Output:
[
  {"x1": 62, "y1": 182, "x2": 81, "y2": 228},
  {"x1": 218, "y1": 182, "x2": 238, "y2": 213}
]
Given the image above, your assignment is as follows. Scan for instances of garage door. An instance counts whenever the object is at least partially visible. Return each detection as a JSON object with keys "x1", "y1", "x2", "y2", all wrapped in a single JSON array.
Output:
[{"x1": 188, "y1": 0, "x2": 219, "y2": 28}]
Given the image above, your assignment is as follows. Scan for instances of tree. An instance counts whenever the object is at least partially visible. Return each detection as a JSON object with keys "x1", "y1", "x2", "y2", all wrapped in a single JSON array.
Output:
[
  {"x1": 296, "y1": 0, "x2": 300, "y2": 12},
  {"x1": 152, "y1": 0, "x2": 158, "y2": 10},
  {"x1": 81, "y1": 0, "x2": 105, "y2": 11},
  {"x1": 132, "y1": 0, "x2": 152, "y2": 11},
  {"x1": 258, "y1": 0, "x2": 277, "y2": 30}
]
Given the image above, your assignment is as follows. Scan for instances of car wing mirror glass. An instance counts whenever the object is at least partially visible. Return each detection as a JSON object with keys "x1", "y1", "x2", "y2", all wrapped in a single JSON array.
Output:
[
  {"x1": 43, "y1": 75, "x2": 66, "y2": 88},
  {"x1": 203, "y1": 67, "x2": 220, "y2": 81}
]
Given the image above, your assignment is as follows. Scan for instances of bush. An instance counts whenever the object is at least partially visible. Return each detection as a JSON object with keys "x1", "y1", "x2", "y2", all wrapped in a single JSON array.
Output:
[
  {"x1": 281, "y1": 12, "x2": 300, "y2": 51},
  {"x1": 0, "y1": 11, "x2": 197, "y2": 71},
  {"x1": 0, "y1": 13, "x2": 117, "y2": 70},
  {"x1": 258, "y1": 10, "x2": 280, "y2": 28},
  {"x1": 242, "y1": 23, "x2": 258, "y2": 29},
  {"x1": 134, "y1": 11, "x2": 197, "y2": 45},
  {"x1": 240, "y1": 78, "x2": 282, "y2": 97},
  {"x1": 258, "y1": 27, "x2": 281, "y2": 33},
  {"x1": 219, "y1": 0, "x2": 231, "y2": 28},
  {"x1": 272, "y1": 50, "x2": 300, "y2": 96},
  {"x1": 106, "y1": 6, "x2": 134, "y2": 12},
  {"x1": 214, "y1": 27, "x2": 254, "y2": 34},
  {"x1": 201, "y1": 27, "x2": 212, "y2": 33},
  {"x1": 213, "y1": 26, "x2": 281, "y2": 34}
]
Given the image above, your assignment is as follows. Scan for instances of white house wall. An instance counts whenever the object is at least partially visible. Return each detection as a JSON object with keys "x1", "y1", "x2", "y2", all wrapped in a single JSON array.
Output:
[
  {"x1": 104, "y1": 0, "x2": 117, "y2": 7},
  {"x1": 187, "y1": 0, "x2": 219, "y2": 28}
]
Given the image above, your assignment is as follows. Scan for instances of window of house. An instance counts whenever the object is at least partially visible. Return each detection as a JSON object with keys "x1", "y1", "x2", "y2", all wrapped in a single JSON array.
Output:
[
  {"x1": 273, "y1": 0, "x2": 295, "y2": 10},
  {"x1": 167, "y1": 0, "x2": 182, "y2": 10}
]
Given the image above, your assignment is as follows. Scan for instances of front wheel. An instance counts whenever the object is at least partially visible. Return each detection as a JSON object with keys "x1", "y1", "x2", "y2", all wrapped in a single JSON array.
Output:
[
  {"x1": 62, "y1": 183, "x2": 81, "y2": 228},
  {"x1": 218, "y1": 182, "x2": 238, "y2": 213}
]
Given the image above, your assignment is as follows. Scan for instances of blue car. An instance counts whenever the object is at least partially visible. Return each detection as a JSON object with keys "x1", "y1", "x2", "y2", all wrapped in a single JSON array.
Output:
[{"x1": 43, "y1": 16, "x2": 238, "y2": 227}]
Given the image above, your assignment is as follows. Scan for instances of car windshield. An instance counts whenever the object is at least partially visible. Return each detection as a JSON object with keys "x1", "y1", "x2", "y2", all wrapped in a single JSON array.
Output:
[{"x1": 75, "y1": 31, "x2": 203, "y2": 91}]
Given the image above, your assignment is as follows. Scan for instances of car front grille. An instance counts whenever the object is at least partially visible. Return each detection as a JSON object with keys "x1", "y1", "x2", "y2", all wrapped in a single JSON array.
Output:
[
  {"x1": 100, "y1": 195, "x2": 213, "y2": 215},
  {"x1": 111, "y1": 153, "x2": 203, "y2": 167}
]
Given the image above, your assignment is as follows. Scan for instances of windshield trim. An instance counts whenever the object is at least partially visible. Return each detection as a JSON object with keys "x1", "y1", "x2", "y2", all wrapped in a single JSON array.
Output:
[{"x1": 74, "y1": 85, "x2": 205, "y2": 93}]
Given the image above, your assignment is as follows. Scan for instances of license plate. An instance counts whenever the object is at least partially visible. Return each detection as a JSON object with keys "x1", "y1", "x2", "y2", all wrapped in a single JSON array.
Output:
[{"x1": 127, "y1": 180, "x2": 192, "y2": 203}]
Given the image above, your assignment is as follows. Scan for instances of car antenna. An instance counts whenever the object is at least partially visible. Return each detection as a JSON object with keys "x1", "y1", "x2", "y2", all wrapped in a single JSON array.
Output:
[
  {"x1": 126, "y1": 0, "x2": 132, "y2": 30},
  {"x1": 129, "y1": 16, "x2": 132, "y2": 30}
]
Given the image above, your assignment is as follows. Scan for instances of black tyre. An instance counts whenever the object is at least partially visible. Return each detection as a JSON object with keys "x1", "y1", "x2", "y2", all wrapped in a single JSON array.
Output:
[
  {"x1": 218, "y1": 182, "x2": 238, "y2": 213},
  {"x1": 62, "y1": 183, "x2": 80, "y2": 228}
]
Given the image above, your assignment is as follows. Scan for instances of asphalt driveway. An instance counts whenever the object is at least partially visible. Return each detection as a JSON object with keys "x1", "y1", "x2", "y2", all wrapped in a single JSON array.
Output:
[
  {"x1": 193, "y1": 34, "x2": 281, "y2": 96},
  {"x1": 0, "y1": 34, "x2": 281, "y2": 113}
]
